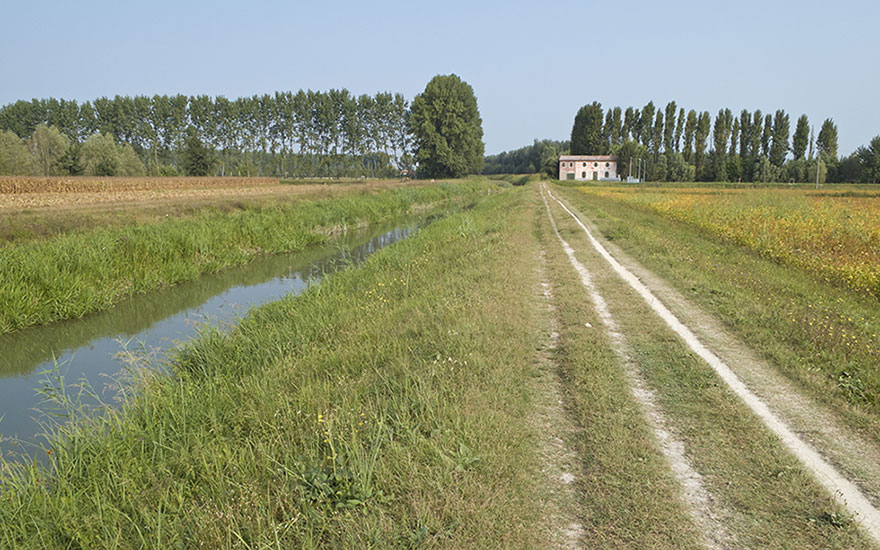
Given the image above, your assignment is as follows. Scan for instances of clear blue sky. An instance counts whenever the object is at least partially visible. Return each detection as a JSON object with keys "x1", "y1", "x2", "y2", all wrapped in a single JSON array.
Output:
[{"x1": 1, "y1": 0, "x2": 877, "y2": 156}]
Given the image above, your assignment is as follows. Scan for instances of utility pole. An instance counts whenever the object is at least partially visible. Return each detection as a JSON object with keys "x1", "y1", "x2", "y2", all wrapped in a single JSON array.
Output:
[{"x1": 816, "y1": 155, "x2": 821, "y2": 189}]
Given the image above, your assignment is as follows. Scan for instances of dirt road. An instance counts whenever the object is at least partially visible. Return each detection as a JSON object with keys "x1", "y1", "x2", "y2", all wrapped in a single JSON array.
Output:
[{"x1": 539, "y1": 183, "x2": 880, "y2": 548}]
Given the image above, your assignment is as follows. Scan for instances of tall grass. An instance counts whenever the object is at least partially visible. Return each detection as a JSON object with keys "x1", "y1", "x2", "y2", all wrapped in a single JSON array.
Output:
[
  {"x1": 0, "y1": 182, "x2": 484, "y2": 334},
  {"x1": 0, "y1": 186, "x2": 550, "y2": 548},
  {"x1": 578, "y1": 186, "x2": 880, "y2": 297}
]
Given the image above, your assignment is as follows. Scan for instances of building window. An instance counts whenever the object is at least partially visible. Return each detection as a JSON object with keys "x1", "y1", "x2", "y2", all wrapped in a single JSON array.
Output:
[
  {"x1": 606, "y1": 162, "x2": 610, "y2": 167},
  {"x1": 581, "y1": 171, "x2": 586, "y2": 178},
  {"x1": 604, "y1": 171, "x2": 610, "y2": 178},
  {"x1": 569, "y1": 162, "x2": 573, "y2": 167},
  {"x1": 593, "y1": 162, "x2": 598, "y2": 167},
  {"x1": 583, "y1": 162, "x2": 587, "y2": 167}
]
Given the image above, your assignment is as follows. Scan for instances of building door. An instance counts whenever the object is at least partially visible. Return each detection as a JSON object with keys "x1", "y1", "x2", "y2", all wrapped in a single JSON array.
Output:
[
  {"x1": 592, "y1": 171, "x2": 598, "y2": 180},
  {"x1": 566, "y1": 173, "x2": 575, "y2": 180}
]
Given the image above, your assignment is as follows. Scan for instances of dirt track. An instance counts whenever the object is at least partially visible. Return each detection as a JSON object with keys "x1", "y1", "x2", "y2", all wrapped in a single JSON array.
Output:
[{"x1": 541, "y1": 183, "x2": 880, "y2": 547}]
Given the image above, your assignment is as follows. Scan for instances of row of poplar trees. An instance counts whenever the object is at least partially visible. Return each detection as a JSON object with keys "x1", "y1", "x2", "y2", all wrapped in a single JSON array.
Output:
[
  {"x1": 570, "y1": 100, "x2": 843, "y2": 183},
  {"x1": 0, "y1": 91, "x2": 415, "y2": 178}
]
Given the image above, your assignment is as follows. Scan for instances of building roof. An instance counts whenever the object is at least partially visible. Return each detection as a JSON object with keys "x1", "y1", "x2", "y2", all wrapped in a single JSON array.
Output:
[{"x1": 559, "y1": 155, "x2": 617, "y2": 162}]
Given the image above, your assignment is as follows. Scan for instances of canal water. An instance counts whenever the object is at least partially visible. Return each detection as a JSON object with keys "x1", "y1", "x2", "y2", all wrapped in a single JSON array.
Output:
[{"x1": 0, "y1": 221, "x2": 419, "y2": 460}]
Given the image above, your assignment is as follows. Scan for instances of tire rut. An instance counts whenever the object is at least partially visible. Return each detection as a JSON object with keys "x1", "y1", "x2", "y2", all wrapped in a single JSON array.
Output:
[
  {"x1": 544, "y1": 183, "x2": 880, "y2": 545},
  {"x1": 541, "y1": 185, "x2": 732, "y2": 549}
]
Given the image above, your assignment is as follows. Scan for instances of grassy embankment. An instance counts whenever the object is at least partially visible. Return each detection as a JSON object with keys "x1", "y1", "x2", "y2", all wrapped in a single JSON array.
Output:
[
  {"x1": 542, "y1": 188, "x2": 871, "y2": 548},
  {"x1": 555, "y1": 185, "x2": 880, "y2": 438},
  {"x1": 0, "y1": 176, "x2": 406, "y2": 244},
  {"x1": 0, "y1": 181, "x2": 484, "y2": 335},
  {"x1": 0, "y1": 185, "x2": 559, "y2": 548}
]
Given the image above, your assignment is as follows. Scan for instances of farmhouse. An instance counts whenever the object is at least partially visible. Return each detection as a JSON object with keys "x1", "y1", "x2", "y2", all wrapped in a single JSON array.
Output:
[{"x1": 559, "y1": 155, "x2": 618, "y2": 181}]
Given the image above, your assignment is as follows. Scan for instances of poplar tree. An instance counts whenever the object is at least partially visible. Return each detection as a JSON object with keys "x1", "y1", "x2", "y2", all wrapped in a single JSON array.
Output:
[
  {"x1": 640, "y1": 101, "x2": 656, "y2": 146},
  {"x1": 762, "y1": 114, "x2": 772, "y2": 159},
  {"x1": 653, "y1": 111, "x2": 664, "y2": 155},
  {"x1": 623, "y1": 107, "x2": 635, "y2": 141},
  {"x1": 664, "y1": 101, "x2": 677, "y2": 153},
  {"x1": 683, "y1": 110, "x2": 697, "y2": 162},
  {"x1": 770, "y1": 110, "x2": 790, "y2": 167},
  {"x1": 712, "y1": 109, "x2": 733, "y2": 181},
  {"x1": 817, "y1": 118, "x2": 838, "y2": 160},
  {"x1": 674, "y1": 107, "x2": 685, "y2": 152},
  {"x1": 694, "y1": 111, "x2": 711, "y2": 179},
  {"x1": 610, "y1": 107, "x2": 622, "y2": 146},
  {"x1": 729, "y1": 118, "x2": 739, "y2": 156},
  {"x1": 739, "y1": 109, "x2": 751, "y2": 158},
  {"x1": 603, "y1": 109, "x2": 613, "y2": 149},
  {"x1": 570, "y1": 101, "x2": 605, "y2": 155},
  {"x1": 792, "y1": 114, "x2": 809, "y2": 160}
]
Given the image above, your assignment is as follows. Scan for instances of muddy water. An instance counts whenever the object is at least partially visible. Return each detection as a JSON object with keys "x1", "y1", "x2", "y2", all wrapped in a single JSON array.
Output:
[{"x1": 0, "y1": 222, "x2": 418, "y2": 459}]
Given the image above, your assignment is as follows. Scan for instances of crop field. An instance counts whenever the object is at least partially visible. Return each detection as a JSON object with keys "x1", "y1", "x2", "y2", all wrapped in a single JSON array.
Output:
[
  {"x1": 576, "y1": 186, "x2": 880, "y2": 298},
  {"x1": 0, "y1": 176, "x2": 405, "y2": 211}
]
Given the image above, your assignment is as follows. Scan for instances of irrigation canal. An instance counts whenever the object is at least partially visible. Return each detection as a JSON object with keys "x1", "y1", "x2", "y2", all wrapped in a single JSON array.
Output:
[{"x1": 0, "y1": 221, "x2": 421, "y2": 461}]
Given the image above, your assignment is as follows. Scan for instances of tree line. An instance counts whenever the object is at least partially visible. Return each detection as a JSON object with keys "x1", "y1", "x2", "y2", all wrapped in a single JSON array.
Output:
[
  {"x1": 0, "y1": 91, "x2": 416, "y2": 178},
  {"x1": 483, "y1": 139, "x2": 569, "y2": 175},
  {"x1": 562, "y1": 100, "x2": 879, "y2": 183}
]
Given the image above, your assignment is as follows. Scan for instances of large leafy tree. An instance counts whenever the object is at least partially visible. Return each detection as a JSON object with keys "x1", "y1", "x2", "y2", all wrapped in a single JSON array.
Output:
[
  {"x1": 570, "y1": 101, "x2": 605, "y2": 155},
  {"x1": 181, "y1": 129, "x2": 216, "y2": 176},
  {"x1": 856, "y1": 136, "x2": 880, "y2": 183},
  {"x1": 615, "y1": 140, "x2": 646, "y2": 181},
  {"x1": 410, "y1": 74, "x2": 484, "y2": 178},
  {"x1": 27, "y1": 124, "x2": 69, "y2": 176},
  {"x1": 0, "y1": 130, "x2": 36, "y2": 175}
]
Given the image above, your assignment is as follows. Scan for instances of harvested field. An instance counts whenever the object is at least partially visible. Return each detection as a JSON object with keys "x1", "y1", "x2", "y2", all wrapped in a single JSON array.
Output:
[
  {"x1": 0, "y1": 176, "x2": 279, "y2": 195},
  {"x1": 0, "y1": 176, "x2": 406, "y2": 211}
]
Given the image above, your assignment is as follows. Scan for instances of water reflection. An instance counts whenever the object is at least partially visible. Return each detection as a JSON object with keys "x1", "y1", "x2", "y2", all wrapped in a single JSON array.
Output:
[{"x1": 0, "y1": 222, "x2": 417, "y2": 457}]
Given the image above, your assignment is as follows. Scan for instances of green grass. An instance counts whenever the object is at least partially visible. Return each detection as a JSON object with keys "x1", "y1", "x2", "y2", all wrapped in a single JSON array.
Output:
[
  {"x1": 554, "y1": 185, "x2": 880, "y2": 438},
  {"x1": 0, "y1": 181, "x2": 485, "y2": 335},
  {"x1": 534, "y1": 193, "x2": 704, "y2": 548},
  {"x1": 485, "y1": 174, "x2": 543, "y2": 187},
  {"x1": 0, "y1": 186, "x2": 555, "y2": 548},
  {"x1": 543, "y1": 187, "x2": 873, "y2": 548}
]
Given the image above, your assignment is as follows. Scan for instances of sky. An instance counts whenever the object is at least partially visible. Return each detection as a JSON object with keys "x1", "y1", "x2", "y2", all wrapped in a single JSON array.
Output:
[{"x1": 1, "y1": 0, "x2": 877, "y2": 156}]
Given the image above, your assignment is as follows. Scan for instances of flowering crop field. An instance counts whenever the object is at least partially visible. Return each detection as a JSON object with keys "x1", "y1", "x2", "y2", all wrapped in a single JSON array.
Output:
[{"x1": 577, "y1": 187, "x2": 880, "y2": 298}]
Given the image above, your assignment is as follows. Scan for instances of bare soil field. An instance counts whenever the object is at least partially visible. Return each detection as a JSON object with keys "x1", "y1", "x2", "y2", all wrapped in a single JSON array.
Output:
[
  {"x1": 0, "y1": 176, "x2": 408, "y2": 244},
  {"x1": 0, "y1": 176, "x2": 404, "y2": 211}
]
